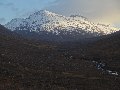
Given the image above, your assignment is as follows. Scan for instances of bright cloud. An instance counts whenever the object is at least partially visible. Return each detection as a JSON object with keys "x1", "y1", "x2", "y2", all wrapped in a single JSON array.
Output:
[{"x1": 46, "y1": 0, "x2": 120, "y2": 26}]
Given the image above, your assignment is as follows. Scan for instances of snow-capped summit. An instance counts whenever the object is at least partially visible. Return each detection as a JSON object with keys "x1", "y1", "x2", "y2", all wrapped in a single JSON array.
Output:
[{"x1": 5, "y1": 10, "x2": 119, "y2": 41}]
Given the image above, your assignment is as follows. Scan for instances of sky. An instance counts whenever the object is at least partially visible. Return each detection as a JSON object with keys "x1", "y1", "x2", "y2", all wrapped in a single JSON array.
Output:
[
  {"x1": 0, "y1": 0, "x2": 120, "y2": 27},
  {"x1": 0, "y1": 0, "x2": 56, "y2": 24}
]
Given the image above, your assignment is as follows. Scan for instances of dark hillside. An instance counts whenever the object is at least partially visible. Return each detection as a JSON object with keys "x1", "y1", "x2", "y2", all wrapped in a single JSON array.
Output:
[
  {"x1": 84, "y1": 31, "x2": 120, "y2": 72},
  {"x1": 0, "y1": 25, "x2": 120, "y2": 90}
]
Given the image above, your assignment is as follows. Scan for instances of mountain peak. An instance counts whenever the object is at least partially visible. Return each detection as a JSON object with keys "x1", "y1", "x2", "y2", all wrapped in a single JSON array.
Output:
[
  {"x1": 5, "y1": 10, "x2": 119, "y2": 38},
  {"x1": 32, "y1": 10, "x2": 57, "y2": 16}
]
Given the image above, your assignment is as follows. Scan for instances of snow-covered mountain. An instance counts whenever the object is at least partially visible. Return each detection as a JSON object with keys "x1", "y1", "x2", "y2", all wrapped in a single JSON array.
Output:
[{"x1": 5, "y1": 10, "x2": 119, "y2": 41}]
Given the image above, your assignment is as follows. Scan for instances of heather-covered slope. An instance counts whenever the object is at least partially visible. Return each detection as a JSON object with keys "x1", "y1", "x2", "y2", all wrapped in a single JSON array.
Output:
[
  {"x1": 83, "y1": 31, "x2": 120, "y2": 73},
  {"x1": 0, "y1": 25, "x2": 120, "y2": 90}
]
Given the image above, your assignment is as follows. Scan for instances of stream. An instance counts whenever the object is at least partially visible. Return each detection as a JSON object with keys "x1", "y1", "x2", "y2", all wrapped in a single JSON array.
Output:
[{"x1": 92, "y1": 61, "x2": 119, "y2": 76}]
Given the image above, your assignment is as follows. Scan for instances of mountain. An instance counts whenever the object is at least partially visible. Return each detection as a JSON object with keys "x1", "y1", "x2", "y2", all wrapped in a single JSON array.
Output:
[{"x1": 5, "y1": 10, "x2": 119, "y2": 41}]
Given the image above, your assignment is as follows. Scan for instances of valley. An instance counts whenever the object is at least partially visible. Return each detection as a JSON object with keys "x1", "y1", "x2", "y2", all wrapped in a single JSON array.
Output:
[{"x1": 0, "y1": 24, "x2": 120, "y2": 90}]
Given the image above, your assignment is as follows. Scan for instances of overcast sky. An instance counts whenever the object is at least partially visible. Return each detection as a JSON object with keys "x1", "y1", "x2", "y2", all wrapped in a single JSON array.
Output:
[
  {"x1": 46, "y1": 0, "x2": 120, "y2": 27},
  {"x1": 0, "y1": 0, "x2": 120, "y2": 27}
]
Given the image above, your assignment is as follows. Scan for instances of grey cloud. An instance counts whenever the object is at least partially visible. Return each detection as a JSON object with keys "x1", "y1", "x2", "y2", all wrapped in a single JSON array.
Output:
[
  {"x1": 46, "y1": 0, "x2": 120, "y2": 16},
  {"x1": 45, "y1": 0, "x2": 120, "y2": 25}
]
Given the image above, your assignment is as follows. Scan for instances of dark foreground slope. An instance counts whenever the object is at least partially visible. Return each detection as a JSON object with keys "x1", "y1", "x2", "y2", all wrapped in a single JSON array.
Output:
[
  {"x1": 84, "y1": 31, "x2": 120, "y2": 72},
  {"x1": 0, "y1": 25, "x2": 120, "y2": 90}
]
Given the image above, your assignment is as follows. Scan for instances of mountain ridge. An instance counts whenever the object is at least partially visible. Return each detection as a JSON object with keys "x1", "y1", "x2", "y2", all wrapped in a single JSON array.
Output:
[{"x1": 5, "y1": 10, "x2": 119, "y2": 41}]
